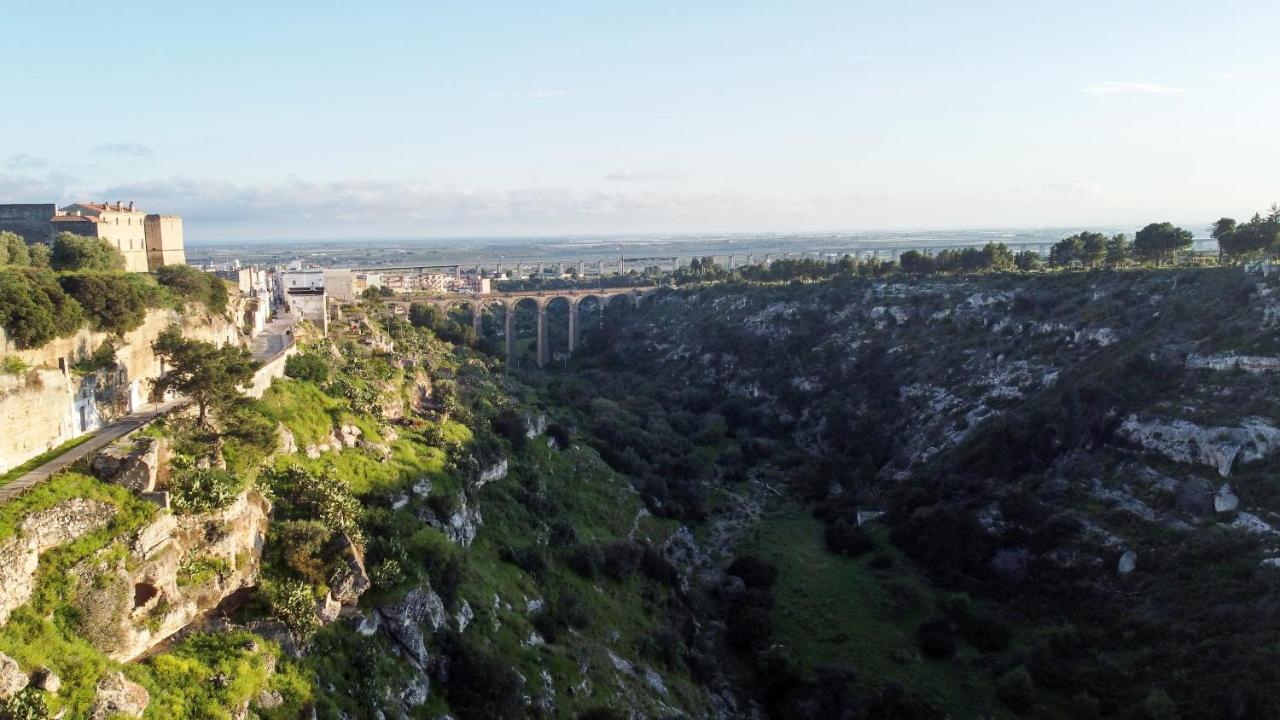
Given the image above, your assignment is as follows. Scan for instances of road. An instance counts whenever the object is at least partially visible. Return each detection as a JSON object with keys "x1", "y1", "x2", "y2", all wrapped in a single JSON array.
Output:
[
  {"x1": 252, "y1": 308, "x2": 297, "y2": 361},
  {"x1": 0, "y1": 399, "x2": 187, "y2": 503}
]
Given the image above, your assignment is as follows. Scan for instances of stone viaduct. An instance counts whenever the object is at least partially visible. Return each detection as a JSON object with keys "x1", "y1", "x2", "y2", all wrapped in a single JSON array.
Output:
[{"x1": 423, "y1": 287, "x2": 653, "y2": 367}]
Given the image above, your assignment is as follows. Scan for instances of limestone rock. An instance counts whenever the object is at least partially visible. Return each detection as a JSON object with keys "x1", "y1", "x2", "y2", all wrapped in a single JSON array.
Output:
[
  {"x1": 1118, "y1": 414, "x2": 1280, "y2": 477},
  {"x1": 276, "y1": 424, "x2": 298, "y2": 455},
  {"x1": 401, "y1": 674, "x2": 429, "y2": 707},
  {"x1": 327, "y1": 534, "x2": 370, "y2": 606},
  {"x1": 377, "y1": 583, "x2": 447, "y2": 664},
  {"x1": 90, "y1": 671, "x2": 150, "y2": 719},
  {"x1": 30, "y1": 667, "x2": 60, "y2": 694},
  {"x1": 1118, "y1": 550, "x2": 1137, "y2": 575},
  {"x1": 476, "y1": 458, "x2": 508, "y2": 487},
  {"x1": 0, "y1": 653, "x2": 26, "y2": 699},
  {"x1": 0, "y1": 499, "x2": 116, "y2": 626},
  {"x1": 456, "y1": 599, "x2": 473, "y2": 633},
  {"x1": 419, "y1": 494, "x2": 483, "y2": 547},
  {"x1": 1215, "y1": 484, "x2": 1240, "y2": 513},
  {"x1": 255, "y1": 689, "x2": 284, "y2": 709},
  {"x1": 91, "y1": 437, "x2": 165, "y2": 493},
  {"x1": 316, "y1": 593, "x2": 342, "y2": 625},
  {"x1": 338, "y1": 424, "x2": 362, "y2": 448},
  {"x1": 1186, "y1": 353, "x2": 1280, "y2": 374}
]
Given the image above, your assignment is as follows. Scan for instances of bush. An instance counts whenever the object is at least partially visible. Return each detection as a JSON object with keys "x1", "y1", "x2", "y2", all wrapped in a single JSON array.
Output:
[
  {"x1": 0, "y1": 688, "x2": 49, "y2": 720},
  {"x1": 727, "y1": 554, "x2": 778, "y2": 588},
  {"x1": 0, "y1": 268, "x2": 83, "y2": 348},
  {"x1": 824, "y1": 520, "x2": 875, "y2": 557},
  {"x1": 59, "y1": 273, "x2": 148, "y2": 334},
  {"x1": 264, "y1": 578, "x2": 321, "y2": 640},
  {"x1": 155, "y1": 264, "x2": 228, "y2": 313},
  {"x1": 995, "y1": 665, "x2": 1035, "y2": 714},
  {"x1": 567, "y1": 543, "x2": 604, "y2": 579},
  {"x1": 169, "y1": 467, "x2": 244, "y2": 514},
  {"x1": 285, "y1": 351, "x2": 330, "y2": 383},
  {"x1": 49, "y1": 232, "x2": 124, "y2": 272},
  {"x1": 602, "y1": 539, "x2": 644, "y2": 579},
  {"x1": 726, "y1": 588, "x2": 774, "y2": 652},
  {"x1": 272, "y1": 519, "x2": 335, "y2": 586},
  {"x1": 498, "y1": 545, "x2": 547, "y2": 580},
  {"x1": 442, "y1": 634, "x2": 524, "y2": 720},
  {"x1": 547, "y1": 422, "x2": 572, "y2": 449},
  {"x1": 915, "y1": 618, "x2": 956, "y2": 658}
]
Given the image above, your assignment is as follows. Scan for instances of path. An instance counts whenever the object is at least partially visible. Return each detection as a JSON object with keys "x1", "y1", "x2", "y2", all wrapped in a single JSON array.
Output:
[
  {"x1": 252, "y1": 307, "x2": 297, "y2": 362},
  {"x1": 0, "y1": 399, "x2": 187, "y2": 503}
]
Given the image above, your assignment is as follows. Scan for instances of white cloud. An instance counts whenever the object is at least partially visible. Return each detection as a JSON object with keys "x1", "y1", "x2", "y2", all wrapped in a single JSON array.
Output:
[
  {"x1": 91, "y1": 142, "x2": 154, "y2": 157},
  {"x1": 604, "y1": 168, "x2": 686, "y2": 183},
  {"x1": 4, "y1": 154, "x2": 47, "y2": 171},
  {"x1": 1082, "y1": 81, "x2": 1185, "y2": 96}
]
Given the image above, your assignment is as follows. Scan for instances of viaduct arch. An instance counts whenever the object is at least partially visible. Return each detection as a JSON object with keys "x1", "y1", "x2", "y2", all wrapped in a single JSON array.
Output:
[{"x1": 425, "y1": 288, "x2": 650, "y2": 367}]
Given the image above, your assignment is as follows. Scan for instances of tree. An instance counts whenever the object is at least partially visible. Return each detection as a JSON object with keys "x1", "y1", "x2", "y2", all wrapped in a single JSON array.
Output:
[
  {"x1": 0, "y1": 231, "x2": 30, "y2": 266},
  {"x1": 1049, "y1": 235, "x2": 1084, "y2": 266},
  {"x1": 58, "y1": 273, "x2": 148, "y2": 334},
  {"x1": 155, "y1": 265, "x2": 228, "y2": 313},
  {"x1": 1080, "y1": 232, "x2": 1108, "y2": 267},
  {"x1": 1014, "y1": 250, "x2": 1043, "y2": 271},
  {"x1": 983, "y1": 241, "x2": 1015, "y2": 271},
  {"x1": 151, "y1": 326, "x2": 259, "y2": 428},
  {"x1": 26, "y1": 243, "x2": 50, "y2": 268},
  {"x1": 0, "y1": 269, "x2": 84, "y2": 348},
  {"x1": 1134, "y1": 222, "x2": 1193, "y2": 264},
  {"x1": 49, "y1": 232, "x2": 125, "y2": 272},
  {"x1": 899, "y1": 250, "x2": 934, "y2": 275},
  {"x1": 1211, "y1": 217, "x2": 1237, "y2": 262},
  {"x1": 1105, "y1": 233, "x2": 1132, "y2": 266},
  {"x1": 408, "y1": 302, "x2": 443, "y2": 329}
]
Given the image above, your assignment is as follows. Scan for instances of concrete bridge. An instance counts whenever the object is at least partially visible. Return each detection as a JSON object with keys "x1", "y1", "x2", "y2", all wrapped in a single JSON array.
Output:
[{"x1": 423, "y1": 287, "x2": 654, "y2": 367}]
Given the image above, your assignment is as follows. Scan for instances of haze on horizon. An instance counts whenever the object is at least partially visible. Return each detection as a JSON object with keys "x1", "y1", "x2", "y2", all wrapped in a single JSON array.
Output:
[{"x1": 2, "y1": 0, "x2": 1278, "y2": 243}]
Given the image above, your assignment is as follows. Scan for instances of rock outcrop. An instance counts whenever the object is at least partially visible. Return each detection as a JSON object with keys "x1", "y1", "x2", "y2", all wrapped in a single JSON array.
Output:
[
  {"x1": 1118, "y1": 415, "x2": 1280, "y2": 477},
  {"x1": 0, "y1": 652, "x2": 26, "y2": 699},
  {"x1": 377, "y1": 583, "x2": 448, "y2": 665},
  {"x1": 0, "y1": 498, "x2": 117, "y2": 625},
  {"x1": 70, "y1": 489, "x2": 271, "y2": 662},
  {"x1": 327, "y1": 533, "x2": 371, "y2": 605},
  {"x1": 89, "y1": 671, "x2": 150, "y2": 719},
  {"x1": 91, "y1": 436, "x2": 167, "y2": 493}
]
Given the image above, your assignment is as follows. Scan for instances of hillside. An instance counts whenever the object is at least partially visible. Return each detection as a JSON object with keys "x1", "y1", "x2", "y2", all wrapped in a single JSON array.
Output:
[{"x1": 1, "y1": 264, "x2": 1277, "y2": 719}]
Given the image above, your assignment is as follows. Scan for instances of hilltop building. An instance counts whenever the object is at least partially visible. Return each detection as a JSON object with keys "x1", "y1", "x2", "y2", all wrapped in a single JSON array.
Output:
[
  {"x1": 143, "y1": 214, "x2": 186, "y2": 269},
  {"x1": 53, "y1": 202, "x2": 149, "y2": 272},
  {"x1": 0, "y1": 201, "x2": 186, "y2": 273}
]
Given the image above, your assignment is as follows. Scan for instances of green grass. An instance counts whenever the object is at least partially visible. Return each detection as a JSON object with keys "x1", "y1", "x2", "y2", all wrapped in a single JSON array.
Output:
[
  {"x1": 0, "y1": 470, "x2": 150, "y2": 542},
  {"x1": 745, "y1": 502, "x2": 1011, "y2": 718},
  {"x1": 259, "y1": 379, "x2": 343, "y2": 448}
]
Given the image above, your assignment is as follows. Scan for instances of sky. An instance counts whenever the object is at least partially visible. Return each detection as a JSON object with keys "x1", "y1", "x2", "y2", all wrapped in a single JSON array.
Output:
[{"x1": 2, "y1": 0, "x2": 1279, "y2": 242}]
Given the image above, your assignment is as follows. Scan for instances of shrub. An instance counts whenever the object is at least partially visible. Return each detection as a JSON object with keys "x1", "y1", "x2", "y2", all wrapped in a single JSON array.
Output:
[
  {"x1": 0, "y1": 356, "x2": 27, "y2": 375},
  {"x1": 0, "y1": 268, "x2": 83, "y2": 348},
  {"x1": 58, "y1": 273, "x2": 148, "y2": 334},
  {"x1": 285, "y1": 351, "x2": 330, "y2": 383},
  {"x1": 546, "y1": 422, "x2": 571, "y2": 449},
  {"x1": 727, "y1": 554, "x2": 778, "y2": 588},
  {"x1": 1142, "y1": 689, "x2": 1180, "y2": 720},
  {"x1": 726, "y1": 588, "x2": 774, "y2": 652},
  {"x1": 169, "y1": 467, "x2": 244, "y2": 514},
  {"x1": 264, "y1": 578, "x2": 321, "y2": 640},
  {"x1": 995, "y1": 665, "x2": 1035, "y2": 714},
  {"x1": 155, "y1": 264, "x2": 228, "y2": 313},
  {"x1": 498, "y1": 545, "x2": 547, "y2": 580},
  {"x1": 567, "y1": 543, "x2": 604, "y2": 579},
  {"x1": 916, "y1": 618, "x2": 956, "y2": 658},
  {"x1": 824, "y1": 520, "x2": 875, "y2": 556},
  {"x1": 602, "y1": 539, "x2": 644, "y2": 579},
  {"x1": 49, "y1": 232, "x2": 124, "y2": 272},
  {"x1": 0, "y1": 688, "x2": 49, "y2": 720},
  {"x1": 442, "y1": 633, "x2": 524, "y2": 720},
  {"x1": 273, "y1": 519, "x2": 335, "y2": 586}
]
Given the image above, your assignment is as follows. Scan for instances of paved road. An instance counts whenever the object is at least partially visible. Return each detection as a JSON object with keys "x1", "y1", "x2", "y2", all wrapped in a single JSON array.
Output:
[
  {"x1": 252, "y1": 309, "x2": 297, "y2": 362},
  {"x1": 0, "y1": 399, "x2": 187, "y2": 503}
]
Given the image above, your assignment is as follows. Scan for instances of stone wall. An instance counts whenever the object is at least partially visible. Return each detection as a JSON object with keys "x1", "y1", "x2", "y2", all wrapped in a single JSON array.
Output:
[
  {"x1": 0, "y1": 307, "x2": 243, "y2": 473},
  {"x1": 246, "y1": 343, "x2": 298, "y2": 399},
  {"x1": 0, "y1": 204, "x2": 55, "y2": 245}
]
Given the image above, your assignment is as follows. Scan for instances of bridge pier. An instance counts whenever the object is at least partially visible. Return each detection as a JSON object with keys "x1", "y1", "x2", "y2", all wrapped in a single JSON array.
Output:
[
  {"x1": 536, "y1": 303, "x2": 548, "y2": 367},
  {"x1": 568, "y1": 301, "x2": 578, "y2": 353},
  {"x1": 505, "y1": 309, "x2": 515, "y2": 365}
]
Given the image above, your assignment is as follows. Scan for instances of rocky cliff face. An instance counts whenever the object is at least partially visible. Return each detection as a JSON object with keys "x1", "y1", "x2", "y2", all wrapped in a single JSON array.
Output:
[
  {"x1": 0, "y1": 498, "x2": 118, "y2": 625},
  {"x1": 78, "y1": 489, "x2": 271, "y2": 662}
]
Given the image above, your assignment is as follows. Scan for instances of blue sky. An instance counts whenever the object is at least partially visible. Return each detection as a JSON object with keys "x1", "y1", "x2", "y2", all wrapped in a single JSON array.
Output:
[{"x1": 2, "y1": 0, "x2": 1278, "y2": 241}]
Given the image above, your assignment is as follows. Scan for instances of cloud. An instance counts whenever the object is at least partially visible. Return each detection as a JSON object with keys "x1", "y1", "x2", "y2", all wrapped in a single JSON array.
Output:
[
  {"x1": 604, "y1": 168, "x2": 686, "y2": 183},
  {"x1": 91, "y1": 142, "x2": 154, "y2": 157},
  {"x1": 0, "y1": 170, "x2": 78, "y2": 202},
  {"x1": 93, "y1": 176, "x2": 889, "y2": 231},
  {"x1": 4, "y1": 154, "x2": 47, "y2": 171},
  {"x1": 1082, "y1": 81, "x2": 1185, "y2": 96}
]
